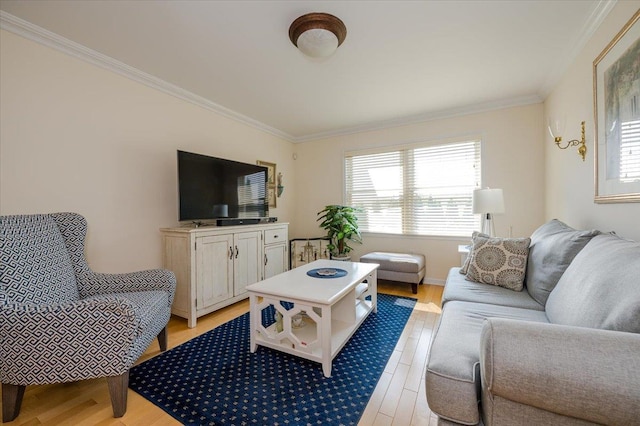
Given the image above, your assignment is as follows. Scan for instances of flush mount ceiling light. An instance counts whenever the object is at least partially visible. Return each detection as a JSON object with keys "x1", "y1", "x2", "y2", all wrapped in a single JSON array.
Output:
[{"x1": 289, "y1": 12, "x2": 347, "y2": 58}]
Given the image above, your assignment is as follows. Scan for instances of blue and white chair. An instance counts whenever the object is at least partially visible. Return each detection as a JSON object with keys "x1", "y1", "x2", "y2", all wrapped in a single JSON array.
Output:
[{"x1": 0, "y1": 213, "x2": 176, "y2": 421}]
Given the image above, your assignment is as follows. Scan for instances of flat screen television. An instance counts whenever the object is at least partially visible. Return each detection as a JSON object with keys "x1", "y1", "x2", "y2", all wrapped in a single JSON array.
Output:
[{"x1": 177, "y1": 150, "x2": 269, "y2": 223}]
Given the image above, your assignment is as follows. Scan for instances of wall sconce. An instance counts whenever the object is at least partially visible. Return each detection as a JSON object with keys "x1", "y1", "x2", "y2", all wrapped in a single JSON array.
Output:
[
  {"x1": 548, "y1": 118, "x2": 587, "y2": 161},
  {"x1": 277, "y1": 172, "x2": 284, "y2": 197}
]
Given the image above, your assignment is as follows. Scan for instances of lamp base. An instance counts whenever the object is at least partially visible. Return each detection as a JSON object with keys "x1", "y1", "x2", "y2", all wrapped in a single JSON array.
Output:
[{"x1": 482, "y1": 213, "x2": 496, "y2": 237}]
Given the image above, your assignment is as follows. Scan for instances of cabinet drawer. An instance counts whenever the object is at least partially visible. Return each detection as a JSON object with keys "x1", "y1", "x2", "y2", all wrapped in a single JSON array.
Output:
[{"x1": 264, "y1": 227, "x2": 288, "y2": 245}]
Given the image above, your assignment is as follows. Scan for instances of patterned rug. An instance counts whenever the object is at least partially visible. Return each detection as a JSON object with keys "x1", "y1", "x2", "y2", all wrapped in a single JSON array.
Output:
[{"x1": 129, "y1": 293, "x2": 416, "y2": 425}]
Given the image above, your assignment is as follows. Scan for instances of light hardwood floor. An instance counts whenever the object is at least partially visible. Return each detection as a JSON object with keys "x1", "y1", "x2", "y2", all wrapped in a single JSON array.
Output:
[{"x1": 1, "y1": 281, "x2": 444, "y2": 426}]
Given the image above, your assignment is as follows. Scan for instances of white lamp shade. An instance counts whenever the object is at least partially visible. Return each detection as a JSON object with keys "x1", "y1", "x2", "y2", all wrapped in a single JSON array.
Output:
[
  {"x1": 296, "y1": 28, "x2": 339, "y2": 58},
  {"x1": 472, "y1": 188, "x2": 505, "y2": 214}
]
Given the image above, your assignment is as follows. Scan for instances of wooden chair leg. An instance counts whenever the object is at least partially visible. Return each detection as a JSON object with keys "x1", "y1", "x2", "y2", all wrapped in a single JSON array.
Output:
[
  {"x1": 2, "y1": 383, "x2": 26, "y2": 422},
  {"x1": 411, "y1": 283, "x2": 418, "y2": 294},
  {"x1": 157, "y1": 326, "x2": 168, "y2": 351},
  {"x1": 106, "y1": 371, "x2": 129, "y2": 418}
]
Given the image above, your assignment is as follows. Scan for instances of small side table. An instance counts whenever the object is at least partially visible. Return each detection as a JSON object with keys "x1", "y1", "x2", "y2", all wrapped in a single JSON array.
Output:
[{"x1": 458, "y1": 245, "x2": 471, "y2": 267}]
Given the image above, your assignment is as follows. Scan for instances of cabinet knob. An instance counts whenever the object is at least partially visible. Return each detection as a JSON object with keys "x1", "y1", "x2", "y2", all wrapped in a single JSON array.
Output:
[
  {"x1": 264, "y1": 254, "x2": 268, "y2": 265},
  {"x1": 229, "y1": 246, "x2": 233, "y2": 260},
  {"x1": 274, "y1": 235, "x2": 278, "y2": 238},
  {"x1": 235, "y1": 245, "x2": 239, "y2": 259}
]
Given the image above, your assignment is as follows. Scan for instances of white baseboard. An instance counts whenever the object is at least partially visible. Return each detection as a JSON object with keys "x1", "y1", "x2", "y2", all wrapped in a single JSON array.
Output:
[{"x1": 425, "y1": 277, "x2": 445, "y2": 286}]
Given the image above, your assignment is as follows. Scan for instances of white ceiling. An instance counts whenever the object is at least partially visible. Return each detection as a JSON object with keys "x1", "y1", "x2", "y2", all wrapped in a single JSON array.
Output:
[{"x1": 0, "y1": 1, "x2": 615, "y2": 142}]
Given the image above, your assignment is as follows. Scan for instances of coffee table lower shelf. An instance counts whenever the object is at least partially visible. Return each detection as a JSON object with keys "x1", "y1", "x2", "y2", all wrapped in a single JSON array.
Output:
[{"x1": 253, "y1": 299, "x2": 373, "y2": 368}]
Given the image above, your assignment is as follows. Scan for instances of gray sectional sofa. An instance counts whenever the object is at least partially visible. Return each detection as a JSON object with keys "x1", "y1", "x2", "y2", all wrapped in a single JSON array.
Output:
[{"x1": 425, "y1": 220, "x2": 640, "y2": 425}]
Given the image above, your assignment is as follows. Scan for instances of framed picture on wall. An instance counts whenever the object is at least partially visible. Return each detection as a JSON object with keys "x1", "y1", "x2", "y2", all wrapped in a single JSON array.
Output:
[
  {"x1": 257, "y1": 160, "x2": 276, "y2": 186},
  {"x1": 258, "y1": 160, "x2": 277, "y2": 207},
  {"x1": 267, "y1": 186, "x2": 276, "y2": 208},
  {"x1": 593, "y1": 10, "x2": 640, "y2": 203}
]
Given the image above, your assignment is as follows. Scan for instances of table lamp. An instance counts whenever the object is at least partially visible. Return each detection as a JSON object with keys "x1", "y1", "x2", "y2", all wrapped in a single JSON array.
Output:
[{"x1": 472, "y1": 188, "x2": 505, "y2": 237}]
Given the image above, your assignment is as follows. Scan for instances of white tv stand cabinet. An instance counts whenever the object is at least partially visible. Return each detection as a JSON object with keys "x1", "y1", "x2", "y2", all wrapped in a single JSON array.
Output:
[{"x1": 161, "y1": 222, "x2": 288, "y2": 328}]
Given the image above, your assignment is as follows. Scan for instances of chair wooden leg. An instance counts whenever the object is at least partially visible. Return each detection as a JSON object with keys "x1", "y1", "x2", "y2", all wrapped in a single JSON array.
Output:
[
  {"x1": 157, "y1": 326, "x2": 168, "y2": 351},
  {"x1": 2, "y1": 383, "x2": 26, "y2": 422},
  {"x1": 106, "y1": 371, "x2": 129, "y2": 418},
  {"x1": 411, "y1": 283, "x2": 418, "y2": 294}
]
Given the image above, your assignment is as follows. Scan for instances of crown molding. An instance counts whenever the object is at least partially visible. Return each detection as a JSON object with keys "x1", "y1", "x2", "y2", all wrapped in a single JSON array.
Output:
[
  {"x1": 0, "y1": 11, "x2": 295, "y2": 142},
  {"x1": 538, "y1": 0, "x2": 617, "y2": 97},
  {"x1": 1, "y1": 6, "x2": 611, "y2": 145},
  {"x1": 291, "y1": 95, "x2": 543, "y2": 143}
]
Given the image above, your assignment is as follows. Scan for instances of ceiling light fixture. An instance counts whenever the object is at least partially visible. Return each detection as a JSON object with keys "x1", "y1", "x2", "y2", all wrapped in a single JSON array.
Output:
[{"x1": 289, "y1": 12, "x2": 347, "y2": 58}]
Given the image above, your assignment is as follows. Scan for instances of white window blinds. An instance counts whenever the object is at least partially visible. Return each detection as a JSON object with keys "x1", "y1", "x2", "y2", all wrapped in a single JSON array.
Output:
[{"x1": 345, "y1": 140, "x2": 481, "y2": 237}]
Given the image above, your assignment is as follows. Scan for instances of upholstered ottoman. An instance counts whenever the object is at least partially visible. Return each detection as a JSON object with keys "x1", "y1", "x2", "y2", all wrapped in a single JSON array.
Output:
[{"x1": 360, "y1": 252, "x2": 425, "y2": 294}]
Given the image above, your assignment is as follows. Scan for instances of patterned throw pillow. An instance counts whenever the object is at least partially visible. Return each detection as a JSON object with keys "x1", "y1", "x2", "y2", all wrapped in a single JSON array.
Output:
[
  {"x1": 459, "y1": 231, "x2": 489, "y2": 275},
  {"x1": 465, "y1": 235, "x2": 531, "y2": 291}
]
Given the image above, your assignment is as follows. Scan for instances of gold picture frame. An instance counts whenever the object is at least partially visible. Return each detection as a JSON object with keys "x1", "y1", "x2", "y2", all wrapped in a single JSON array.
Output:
[
  {"x1": 257, "y1": 160, "x2": 276, "y2": 186},
  {"x1": 593, "y1": 10, "x2": 640, "y2": 203},
  {"x1": 257, "y1": 160, "x2": 277, "y2": 208}
]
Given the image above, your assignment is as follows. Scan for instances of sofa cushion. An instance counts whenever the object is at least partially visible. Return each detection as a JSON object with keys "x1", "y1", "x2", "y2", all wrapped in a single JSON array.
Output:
[
  {"x1": 443, "y1": 268, "x2": 544, "y2": 311},
  {"x1": 425, "y1": 301, "x2": 549, "y2": 425},
  {"x1": 466, "y1": 235, "x2": 531, "y2": 291},
  {"x1": 526, "y1": 219, "x2": 600, "y2": 306},
  {"x1": 546, "y1": 233, "x2": 640, "y2": 333}
]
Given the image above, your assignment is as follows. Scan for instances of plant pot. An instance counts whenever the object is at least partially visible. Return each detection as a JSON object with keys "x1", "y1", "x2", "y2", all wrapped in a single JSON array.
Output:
[{"x1": 331, "y1": 254, "x2": 351, "y2": 262}]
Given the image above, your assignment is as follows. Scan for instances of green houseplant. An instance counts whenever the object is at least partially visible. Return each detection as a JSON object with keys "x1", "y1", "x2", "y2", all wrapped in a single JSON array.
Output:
[{"x1": 317, "y1": 205, "x2": 362, "y2": 259}]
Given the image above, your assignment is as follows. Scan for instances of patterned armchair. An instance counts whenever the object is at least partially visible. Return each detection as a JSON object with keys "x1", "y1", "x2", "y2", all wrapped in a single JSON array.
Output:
[{"x1": 0, "y1": 213, "x2": 176, "y2": 421}]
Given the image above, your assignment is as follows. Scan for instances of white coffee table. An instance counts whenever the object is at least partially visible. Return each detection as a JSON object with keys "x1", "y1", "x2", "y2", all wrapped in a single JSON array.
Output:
[{"x1": 247, "y1": 259, "x2": 379, "y2": 377}]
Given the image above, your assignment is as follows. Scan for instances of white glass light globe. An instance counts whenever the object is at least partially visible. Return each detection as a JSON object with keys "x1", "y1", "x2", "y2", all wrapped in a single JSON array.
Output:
[{"x1": 296, "y1": 28, "x2": 339, "y2": 58}]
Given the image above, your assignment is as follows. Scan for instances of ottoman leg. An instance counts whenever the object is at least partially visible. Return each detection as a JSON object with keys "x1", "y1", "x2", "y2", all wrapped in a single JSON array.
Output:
[{"x1": 411, "y1": 283, "x2": 418, "y2": 294}]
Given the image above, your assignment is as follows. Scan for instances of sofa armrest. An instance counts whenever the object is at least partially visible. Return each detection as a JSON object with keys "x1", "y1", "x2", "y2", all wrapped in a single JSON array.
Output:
[
  {"x1": 77, "y1": 269, "x2": 176, "y2": 305},
  {"x1": 480, "y1": 318, "x2": 640, "y2": 425}
]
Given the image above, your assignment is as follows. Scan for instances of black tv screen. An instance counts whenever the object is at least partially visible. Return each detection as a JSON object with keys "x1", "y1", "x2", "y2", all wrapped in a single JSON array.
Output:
[{"x1": 177, "y1": 150, "x2": 268, "y2": 222}]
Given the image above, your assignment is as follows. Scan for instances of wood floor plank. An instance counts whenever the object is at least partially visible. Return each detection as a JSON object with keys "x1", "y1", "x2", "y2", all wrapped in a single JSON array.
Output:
[
  {"x1": 391, "y1": 388, "x2": 418, "y2": 426},
  {"x1": 405, "y1": 326, "x2": 433, "y2": 393},
  {"x1": 394, "y1": 319, "x2": 415, "y2": 351},
  {"x1": 359, "y1": 371, "x2": 393, "y2": 426},
  {"x1": 398, "y1": 335, "x2": 419, "y2": 366},
  {"x1": 412, "y1": 378, "x2": 432, "y2": 426},
  {"x1": 379, "y1": 363, "x2": 410, "y2": 417},
  {"x1": 373, "y1": 412, "x2": 394, "y2": 426},
  {"x1": 384, "y1": 349, "x2": 403, "y2": 374}
]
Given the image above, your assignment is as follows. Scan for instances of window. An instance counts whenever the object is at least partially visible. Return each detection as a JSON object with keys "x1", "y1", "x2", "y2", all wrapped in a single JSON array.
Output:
[{"x1": 345, "y1": 139, "x2": 481, "y2": 237}]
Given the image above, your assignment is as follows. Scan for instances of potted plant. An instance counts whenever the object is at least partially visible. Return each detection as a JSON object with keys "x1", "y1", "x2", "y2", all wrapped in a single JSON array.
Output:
[{"x1": 317, "y1": 205, "x2": 362, "y2": 260}]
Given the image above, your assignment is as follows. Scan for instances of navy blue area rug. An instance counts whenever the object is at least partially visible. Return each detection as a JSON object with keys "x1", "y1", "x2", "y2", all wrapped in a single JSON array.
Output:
[{"x1": 129, "y1": 293, "x2": 416, "y2": 425}]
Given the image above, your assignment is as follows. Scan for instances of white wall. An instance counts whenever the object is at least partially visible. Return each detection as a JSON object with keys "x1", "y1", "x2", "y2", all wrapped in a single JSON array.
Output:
[
  {"x1": 0, "y1": 30, "x2": 295, "y2": 273},
  {"x1": 544, "y1": 2, "x2": 640, "y2": 241},
  {"x1": 292, "y1": 104, "x2": 546, "y2": 283}
]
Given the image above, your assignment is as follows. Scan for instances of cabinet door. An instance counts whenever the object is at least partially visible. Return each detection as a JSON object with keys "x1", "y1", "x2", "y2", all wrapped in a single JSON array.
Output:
[
  {"x1": 264, "y1": 243, "x2": 287, "y2": 279},
  {"x1": 196, "y1": 234, "x2": 233, "y2": 309},
  {"x1": 233, "y1": 231, "x2": 261, "y2": 296}
]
